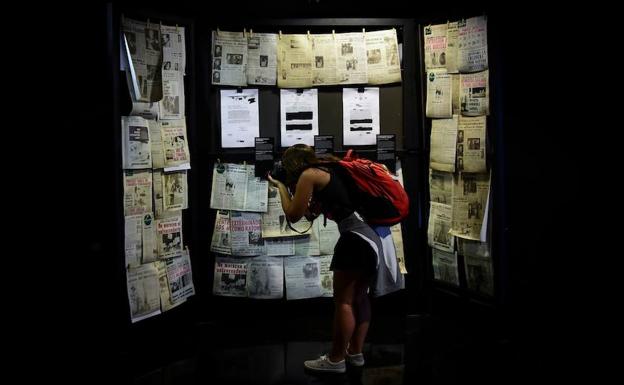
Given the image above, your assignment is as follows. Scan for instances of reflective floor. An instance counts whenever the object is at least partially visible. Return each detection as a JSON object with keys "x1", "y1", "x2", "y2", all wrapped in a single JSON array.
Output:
[{"x1": 112, "y1": 313, "x2": 523, "y2": 385}]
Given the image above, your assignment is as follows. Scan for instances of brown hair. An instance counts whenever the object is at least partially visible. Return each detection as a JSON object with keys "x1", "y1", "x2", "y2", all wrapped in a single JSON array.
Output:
[{"x1": 282, "y1": 144, "x2": 339, "y2": 185}]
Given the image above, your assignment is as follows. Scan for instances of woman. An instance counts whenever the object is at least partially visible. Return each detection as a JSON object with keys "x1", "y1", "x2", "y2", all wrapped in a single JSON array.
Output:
[{"x1": 268, "y1": 144, "x2": 382, "y2": 374}]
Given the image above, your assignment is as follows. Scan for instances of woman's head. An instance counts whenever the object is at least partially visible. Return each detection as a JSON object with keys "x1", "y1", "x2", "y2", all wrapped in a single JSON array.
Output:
[{"x1": 282, "y1": 144, "x2": 318, "y2": 185}]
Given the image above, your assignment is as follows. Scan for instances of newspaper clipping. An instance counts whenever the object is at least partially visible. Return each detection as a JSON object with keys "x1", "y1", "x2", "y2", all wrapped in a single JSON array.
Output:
[
  {"x1": 161, "y1": 24, "x2": 186, "y2": 75},
  {"x1": 423, "y1": 23, "x2": 447, "y2": 71},
  {"x1": 445, "y1": 21, "x2": 459, "y2": 74},
  {"x1": 210, "y1": 163, "x2": 268, "y2": 212},
  {"x1": 212, "y1": 30, "x2": 248, "y2": 86},
  {"x1": 162, "y1": 171, "x2": 188, "y2": 212},
  {"x1": 125, "y1": 214, "x2": 144, "y2": 268},
  {"x1": 432, "y1": 249, "x2": 459, "y2": 285},
  {"x1": 160, "y1": 119, "x2": 191, "y2": 168},
  {"x1": 277, "y1": 34, "x2": 313, "y2": 88},
  {"x1": 391, "y1": 223, "x2": 408, "y2": 274},
  {"x1": 365, "y1": 29, "x2": 402, "y2": 85},
  {"x1": 451, "y1": 74, "x2": 460, "y2": 114},
  {"x1": 294, "y1": 220, "x2": 321, "y2": 256},
  {"x1": 318, "y1": 215, "x2": 340, "y2": 256},
  {"x1": 451, "y1": 172, "x2": 490, "y2": 240},
  {"x1": 123, "y1": 170, "x2": 153, "y2": 216},
  {"x1": 157, "y1": 260, "x2": 176, "y2": 312},
  {"x1": 211, "y1": 210, "x2": 232, "y2": 255},
  {"x1": 320, "y1": 255, "x2": 333, "y2": 297},
  {"x1": 460, "y1": 70, "x2": 489, "y2": 116},
  {"x1": 430, "y1": 115, "x2": 459, "y2": 172},
  {"x1": 122, "y1": 116, "x2": 152, "y2": 169},
  {"x1": 127, "y1": 262, "x2": 161, "y2": 323},
  {"x1": 426, "y1": 69, "x2": 452, "y2": 118},
  {"x1": 247, "y1": 257, "x2": 284, "y2": 299},
  {"x1": 213, "y1": 257, "x2": 248, "y2": 297},
  {"x1": 311, "y1": 34, "x2": 338, "y2": 85},
  {"x1": 130, "y1": 102, "x2": 159, "y2": 120},
  {"x1": 166, "y1": 248, "x2": 195, "y2": 303},
  {"x1": 335, "y1": 32, "x2": 368, "y2": 85},
  {"x1": 429, "y1": 169, "x2": 454, "y2": 205},
  {"x1": 247, "y1": 33, "x2": 278, "y2": 85},
  {"x1": 428, "y1": 201, "x2": 455, "y2": 253},
  {"x1": 285, "y1": 256, "x2": 322, "y2": 300},
  {"x1": 157, "y1": 214, "x2": 183, "y2": 259},
  {"x1": 264, "y1": 237, "x2": 295, "y2": 256},
  {"x1": 148, "y1": 120, "x2": 165, "y2": 169},
  {"x1": 262, "y1": 186, "x2": 315, "y2": 238},
  {"x1": 457, "y1": 115, "x2": 486, "y2": 172},
  {"x1": 160, "y1": 70, "x2": 185, "y2": 120},
  {"x1": 230, "y1": 211, "x2": 264, "y2": 256},
  {"x1": 464, "y1": 254, "x2": 493, "y2": 295},
  {"x1": 457, "y1": 16, "x2": 488, "y2": 73},
  {"x1": 122, "y1": 18, "x2": 163, "y2": 102}
]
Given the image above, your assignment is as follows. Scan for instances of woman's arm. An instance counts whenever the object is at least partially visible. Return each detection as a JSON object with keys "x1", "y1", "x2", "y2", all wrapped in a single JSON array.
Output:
[{"x1": 268, "y1": 168, "x2": 318, "y2": 223}]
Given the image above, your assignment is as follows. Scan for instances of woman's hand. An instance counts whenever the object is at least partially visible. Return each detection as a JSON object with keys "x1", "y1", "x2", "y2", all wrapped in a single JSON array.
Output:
[{"x1": 267, "y1": 172, "x2": 284, "y2": 188}]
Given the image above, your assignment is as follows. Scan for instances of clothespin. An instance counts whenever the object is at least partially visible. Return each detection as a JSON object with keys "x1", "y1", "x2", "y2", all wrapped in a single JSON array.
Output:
[
  {"x1": 332, "y1": 30, "x2": 335, "y2": 39},
  {"x1": 176, "y1": 24, "x2": 179, "y2": 33},
  {"x1": 217, "y1": 158, "x2": 221, "y2": 164},
  {"x1": 244, "y1": 28, "x2": 247, "y2": 38},
  {"x1": 362, "y1": 28, "x2": 366, "y2": 37},
  {"x1": 279, "y1": 30, "x2": 282, "y2": 39},
  {"x1": 357, "y1": 87, "x2": 365, "y2": 93},
  {"x1": 307, "y1": 30, "x2": 311, "y2": 39},
  {"x1": 159, "y1": 20, "x2": 163, "y2": 29},
  {"x1": 217, "y1": 27, "x2": 221, "y2": 36},
  {"x1": 243, "y1": 160, "x2": 247, "y2": 167},
  {"x1": 249, "y1": 29, "x2": 253, "y2": 38}
]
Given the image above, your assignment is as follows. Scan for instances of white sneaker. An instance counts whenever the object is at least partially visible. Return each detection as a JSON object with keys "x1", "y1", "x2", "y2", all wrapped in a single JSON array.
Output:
[
  {"x1": 303, "y1": 354, "x2": 346, "y2": 373},
  {"x1": 345, "y1": 351, "x2": 365, "y2": 366}
]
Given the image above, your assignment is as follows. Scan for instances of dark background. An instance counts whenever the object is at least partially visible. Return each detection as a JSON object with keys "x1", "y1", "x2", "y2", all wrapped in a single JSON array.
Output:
[{"x1": 37, "y1": 1, "x2": 589, "y2": 380}]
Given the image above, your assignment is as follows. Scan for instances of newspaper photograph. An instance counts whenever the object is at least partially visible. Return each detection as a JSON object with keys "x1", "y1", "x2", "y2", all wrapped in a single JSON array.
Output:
[
  {"x1": 426, "y1": 69, "x2": 452, "y2": 118},
  {"x1": 428, "y1": 201, "x2": 455, "y2": 253},
  {"x1": 247, "y1": 256, "x2": 284, "y2": 299},
  {"x1": 277, "y1": 34, "x2": 313, "y2": 88},
  {"x1": 335, "y1": 32, "x2": 368, "y2": 85},
  {"x1": 122, "y1": 18, "x2": 163, "y2": 102},
  {"x1": 264, "y1": 237, "x2": 295, "y2": 256},
  {"x1": 262, "y1": 187, "x2": 315, "y2": 237},
  {"x1": 160, "y1": 119, "x2": 190, "y2": 168},
  {"x1": 432, "y1": 249, "x2": 459, "y2": 285},
  {"x1": 451, "y1": 172, "x2": 490, "y2": 240},
  {"x1": 162, "y1": 170, "x2": 188, "y2": 211},
  {"x1": 160, "y1": 70, "x2": 185, "y2": 121},
  {"x1": 320, "y1": 255, "x2": 333, "y2": 297},
  {"x1": 429, "y1": 169, "x2": 454, "y2": 204},
  {"x1": 457, "y1": 16, "x2": 488, "y2": 73},
  {"x1": 148, "y1": 120, "x2": 165, "y2": 169},
  {"x1": 210, "y1": 163, "x2": 268, "y2": 212},
  {"x1": 294, "y1": 219, "x2": 321, "y2": 256},
  {"x1": 430, "y1": 115, "x2": 459, "y2": 172},
  {"x1": 220, "y1": 89, "x2": 260, "y2": 148},
  {"x1": 464, "y1": 254, "x2": 494, "y2": 296},
  {"x1": 123, "y1": 170, "x2": 153, "y2": 216},
  {"x1": 460, "y1": 70, "x2": 489, "y2": 116},
  {"x1": 311, "y1": 34, "x2": 338, "y2": 85},
  {"x1": 319, "y1": 215, "x2": 340, "y2": 256},
  {"x1": 423, "y1": 23, "x2": 447, "y2": 71},
  {"x1": 161, "y1": 24, "x2": 186, "y2": 75},
  {"x1": 391, "y1": 223, "x2": 408, "y2": 274},
  {"x1": 211, "y1": 210, "x2": 232, "y2": 255},
  {"x1": 365, "y1": 29, "x2": 402, "y2": 85},
  {"x1": 280, "y1": 89, "x2": 319, "y2": 147},
  {"x1": 153, "y1": 171, "x2": 165, "y2": 218},
  {"x1": 127, "y1": 262, "x2": 161, "y2": 323},
  {"x1": 130, "y1": 102, "x2": 159, "y2": 120},
  {"x1": 247, "y1": 32, "x2": 277, "y2": 85},
  {"x1": 445, "y1": 22, "x2": 459, "y2": 74},
  {"x1": 285, "y1": 256, "x2": 322, "y2": 300},
  {"x1": 166, "y1": 248, "x2": 195, "y2": 303},
  {"x1": 122, "y1": 116, "x2": 152, "y2": 169},
  {"x1": 343, "y1": 87, "x2": 380, "y2": 146},
  {"x1": 142, "y1": 212, "x2": 157, "y2": 263},
  {"x1": 211, "y1": 30, "x2": 248, "y2": 86},
  {"x1": 213, "y1": 257, "x2": 248, "y2": 297},
  {"x1": 457, "y1": 115, "x2": 487, "y2": 172},
  {"x1": 157, "y1": 213, "x2": 183, "y2": 259},
  {"x1": 230, "y1": 211, "x2": 264, "y2": 256}
]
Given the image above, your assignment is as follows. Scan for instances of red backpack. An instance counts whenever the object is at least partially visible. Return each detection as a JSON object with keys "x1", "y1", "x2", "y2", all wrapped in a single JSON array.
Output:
[{"x1": 335, "y1": 150, "x2": 409, "y2": 226}]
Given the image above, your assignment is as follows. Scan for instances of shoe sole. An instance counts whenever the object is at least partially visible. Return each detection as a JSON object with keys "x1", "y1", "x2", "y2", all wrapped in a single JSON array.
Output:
[{"x1": 304, "y1": 364, "x2": 346, "y2": 373}]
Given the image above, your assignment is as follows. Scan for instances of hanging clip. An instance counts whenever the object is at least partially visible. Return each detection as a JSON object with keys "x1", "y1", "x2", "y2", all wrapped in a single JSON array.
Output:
[
  {"x1": 357, "y1": 87, "x2": 365, "y2": 93},
  {"x1": 279, "y1": 30, "x2": 282, "y2": 39},
  {"x1": 217, "y1": 27, "x2": 221, "y2": 36},
  {"x1": 176, "y1": 24, "x2": 180, "y2": 33},
  {"x1": 217, "y1": 158, "x2": 221, "y2": 164},
  {"x1": 243, "y1": 160, "x2": 247, "y2": 167},
  {"x1": 249, "y1": 29, "x2": 253, "y2": 38},
  {"x1": 307, "y1": 30, "x2": 311, "y2": 39},
  {"x1": 362, "y1": 27, "x2": 366, "y2": 37},
  {"x1": 244, "y1": 28, "x2": 247, "y2": 38},
  {"x1": 332, "y1": 29, "x2": 335, "y2": 39}
]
